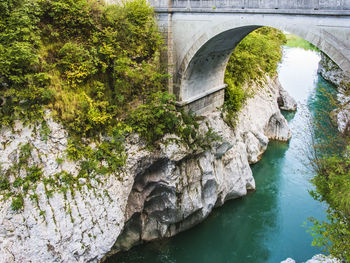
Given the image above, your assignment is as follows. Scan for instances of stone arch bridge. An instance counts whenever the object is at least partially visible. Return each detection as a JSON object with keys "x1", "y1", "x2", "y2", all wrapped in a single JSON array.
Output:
[{"x1": 149, "y1": 0, "x2": 350, "y2": 114}]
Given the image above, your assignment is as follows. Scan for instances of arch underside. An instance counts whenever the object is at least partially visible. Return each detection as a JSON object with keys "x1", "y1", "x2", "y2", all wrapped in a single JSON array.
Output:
[{"x1": 172, "y1": 14, "x2": 350, "y2": 105}]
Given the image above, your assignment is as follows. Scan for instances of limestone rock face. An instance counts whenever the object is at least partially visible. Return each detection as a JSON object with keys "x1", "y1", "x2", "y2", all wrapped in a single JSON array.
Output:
[
  {"x1": 318, "y1": 53, "x2": 350, "y2": 87},
  {"x1": 0, "y1": 75, "x2": 294, "y2": 262},
  {"x1": 318, "y1": 52, "x2": 350, "y2": 133},
  {"x1": 278, "y1": 85, "x2": 297, "y2": 111},
  {"x1": 305, "y1": 254, "x2": 340, "y2": 263},
  {"x1": 0, "y1": 117, "x2": 134, "y2": 263},
  {"x1": 110, "y1": 75, "x2": 293, "y2": 255},
  {"x1": 265, "y1": 112, "x2": 291, "y2": 141}
]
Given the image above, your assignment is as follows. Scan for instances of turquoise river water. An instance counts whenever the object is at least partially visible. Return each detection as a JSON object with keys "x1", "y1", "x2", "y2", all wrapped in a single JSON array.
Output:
[{"x1": 108, "y1": 47, "x2": 339, "y2": 263}]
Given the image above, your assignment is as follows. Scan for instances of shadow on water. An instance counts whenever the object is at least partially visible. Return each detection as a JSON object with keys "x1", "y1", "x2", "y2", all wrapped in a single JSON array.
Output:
[{"x1": 308, "y1": 75, "x2": 345, "y2": 156}]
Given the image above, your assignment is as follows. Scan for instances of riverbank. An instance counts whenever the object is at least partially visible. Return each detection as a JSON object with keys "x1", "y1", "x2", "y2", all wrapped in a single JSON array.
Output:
[
  {"x1": 0, "y1": 72, "x2": 294, "y2": 262},
  {"x1": 318, "y1": 53, "x2": 350, "y2": 133},
  {"x1": 108, "y1": 46, "x2": 333, "y2": 263},
  {"x1": 0, "y1": 6, "x2": 295, "y2": 260},
  {"x1": 109, "y1": 75, "x2": 293, "y2": 258}
]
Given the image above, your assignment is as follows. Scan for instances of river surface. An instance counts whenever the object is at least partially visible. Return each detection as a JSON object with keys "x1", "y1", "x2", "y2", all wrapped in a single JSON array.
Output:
[{"x1": 108, "y1": 47, "x2": 338, "y2": 263}]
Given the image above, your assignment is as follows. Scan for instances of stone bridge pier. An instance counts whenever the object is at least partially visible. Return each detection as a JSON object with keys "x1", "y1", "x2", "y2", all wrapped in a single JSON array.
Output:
[{"x1": 151, "y1": 0, "x2": 350, "y2": 114}]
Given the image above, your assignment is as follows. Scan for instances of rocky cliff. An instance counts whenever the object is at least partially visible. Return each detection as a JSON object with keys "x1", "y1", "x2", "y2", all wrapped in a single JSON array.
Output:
[
  {"x1": 318, "y1": 53, "x2": 350, "y2": 133},
  {"x1": 0, "y1": 76, "x2": 295, "y2": 262}
]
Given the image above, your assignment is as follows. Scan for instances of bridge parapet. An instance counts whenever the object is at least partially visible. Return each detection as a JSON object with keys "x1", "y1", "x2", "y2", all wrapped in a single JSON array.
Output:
[{"x1": 150, "y1": 0, "x2": 350, "y2": 13}]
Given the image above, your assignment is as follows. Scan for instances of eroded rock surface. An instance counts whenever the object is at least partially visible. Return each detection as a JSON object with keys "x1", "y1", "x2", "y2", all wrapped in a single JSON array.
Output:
[
  {"x1": 278, "y1": 85, "x2": 297, "y2": 111},
  {"x1": 0, "y1": 75, "x2": 294, "y2": 262},
  {"x1": 318, "y1": 52, "x2": 350, "y2": 133},
  {"x1": 0, "y1": 117, "x2": 134, "y2": 263},
  {"x1": 110, "y1": 75, "x2": 293, "y2": 256},
  {"x1": 318, "y1": 53, "x2": 350, "y2": 87}
]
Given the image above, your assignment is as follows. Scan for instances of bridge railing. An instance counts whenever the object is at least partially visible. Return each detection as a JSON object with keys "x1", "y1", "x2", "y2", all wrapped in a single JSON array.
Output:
[{"x1": 149, "y1": 0, "x2": 350, "y2": 11}]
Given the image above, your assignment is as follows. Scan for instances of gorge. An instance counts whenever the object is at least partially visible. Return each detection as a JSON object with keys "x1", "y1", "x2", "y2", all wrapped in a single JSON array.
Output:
[
  {"x1": 106, "y1": 45, "x2": 342, "y2": 263},
  {"x1": 0, "y1": 62, "x2": 294, "y2": 263},
  {"x1": 1, "y1": 44, "x2": 340, "y2": 263},
  {"x1": 1, "y1": 0, "x2": 350, "y2": 262}
]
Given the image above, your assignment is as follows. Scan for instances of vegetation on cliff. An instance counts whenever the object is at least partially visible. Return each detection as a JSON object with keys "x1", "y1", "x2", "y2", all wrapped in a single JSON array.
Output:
[
  {"x1": 309, "y1": 149, "x2": 350, "y2": 261},
  {"x1": 0, "y1": 0, "x2": 166, "y2": 136},
  {"x1": 307, "y1": 87, "x2": 350, "y2": 261},
  {"x1": 304, "y1": 56, "x2": 350, "y2": 261},
  {"x1": 223, "y1": 27, "x2": 286, "y2": 124},
  {"x1": 0, "y1": 0, "x2": 216, "y2": 212}
]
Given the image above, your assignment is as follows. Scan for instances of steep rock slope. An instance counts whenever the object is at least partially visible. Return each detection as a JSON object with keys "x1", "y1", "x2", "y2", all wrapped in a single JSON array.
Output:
[
  {"x1": 318, "y1": 53, "x2": 350, "y2": 133},
  {"x1": 108, "y1": 75, "x2": 293, "y2": 257},
  {"x1": 0, "y1": 76, "x2": 293, "y2": 262}
]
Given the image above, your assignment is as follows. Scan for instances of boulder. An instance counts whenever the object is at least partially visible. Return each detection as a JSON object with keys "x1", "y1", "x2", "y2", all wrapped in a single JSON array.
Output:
[
  {"x1": 265, "y1": 112, "x2": 292, "y2": 141},
  {"x1": 278, "y1": 86, "x2": 297, "y2": 111}
]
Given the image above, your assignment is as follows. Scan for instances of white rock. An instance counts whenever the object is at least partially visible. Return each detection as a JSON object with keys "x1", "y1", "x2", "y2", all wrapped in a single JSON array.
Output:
[
  {"x1": 318, "y1": 53, "x2": 350, "y2": 87},
  {"x1": 281, "y1": 258, "x2": 296, "y2": 263},
  {"x1": 159, "y1": 134, "x2": 189, "y2": 162},
  {"x1": 265, "y1": 112, "x2": 292, "y2": 141},
  {"x1": 306, "y1": 254, "x2": 340, "y2": 263},
  {"x1": 113, "y1": 75, "x2": 292, "y2": 254},
  {"x1": 278, "y1": 85, "x2": 297, "y2": 111},
  {"x1": 0, "y1": 116, "x2": 132, "y2": 263},
  {"x1": 0, "y1": 75, "x2": 294, "y2": 262},
  {"x1": 318, "y1": 52, "x2": 350, "y2": 134},
  {"x1": 281, "y1": 254, "x2": 340, "y2": 263}
]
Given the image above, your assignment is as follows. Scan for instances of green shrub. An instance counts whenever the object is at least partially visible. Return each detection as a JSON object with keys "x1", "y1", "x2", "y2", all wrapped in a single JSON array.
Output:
[
  {"x1": 26, "y1": 166, "x2": 43, "y2": 183},
  {"x1": 13, "y1": 178, "x2": 24, "y2": 188},
  {"x1": 0, "y1": 177, "x2": 10, "y2": 191},
  {"x1": 128, "y1": 92, "x2": 181, "y2": 144},
  {"x1": 223, "y1": 27, "x2": 286, "y2": 122},
  {"x1": 127, "y1": 91, "x2": 219, "y2": 148},
  {"x1": 18, "y1": 143, "x2": 33, "y2": 167},
  {"x1": 0, "y1": 0, "x2": 167, "y2": 137},
  {"x1": 0, "y1": 0, "x2": 46, "y2": 126},
  {"x1": 58, "y1": 42, "x2": 97, "y2": 87},
  {"x1": 11, "y1": 194, "x2": 24, "y2": 211},
  {"x1": 308, "y1": 149, "x2": 350, "y2": 261}
]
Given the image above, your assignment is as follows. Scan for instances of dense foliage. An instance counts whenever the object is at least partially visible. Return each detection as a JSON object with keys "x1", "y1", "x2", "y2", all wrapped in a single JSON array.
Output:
[
  {"x1": 306, "y1": 79, "x2": 350, "y2": 262},
  {"x1": 128, "y1": 91, "x2": 220, "y2": 148},
  {"x1": 0, "y1": 0, "x2": 220, "y2": 211},
  {"x1": 0, "y1": 0, "x2": 167, "y2": 137},
  {"x1": 223, "y1": 27, "x2": 286, "y2": 123},
  {"x1": 308, "y1": 150, "x2": 350, "y2": 262}
]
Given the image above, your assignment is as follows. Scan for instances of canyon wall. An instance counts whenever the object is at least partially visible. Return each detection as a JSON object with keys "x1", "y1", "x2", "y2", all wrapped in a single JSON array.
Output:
[
  {"x1": 0, "y1": 76, "x2": 295, "y2": 262},
  {"x1": 318, "y1": 53, "x2": 350, "y2": 133}
]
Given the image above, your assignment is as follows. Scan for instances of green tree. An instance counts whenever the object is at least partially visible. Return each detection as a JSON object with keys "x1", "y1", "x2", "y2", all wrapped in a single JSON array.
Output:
[
  {"x1": 308, "y1": 149, "x2": 350, "y2": 262},
  {"x1": 0, "y1": 0, "x2": 168, "y2": 137}
]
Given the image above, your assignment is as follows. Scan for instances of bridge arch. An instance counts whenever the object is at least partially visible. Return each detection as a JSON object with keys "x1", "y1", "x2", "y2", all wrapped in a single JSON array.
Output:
[{"x1": 172, "y1": 16, "x2": 350, "y2": 110}]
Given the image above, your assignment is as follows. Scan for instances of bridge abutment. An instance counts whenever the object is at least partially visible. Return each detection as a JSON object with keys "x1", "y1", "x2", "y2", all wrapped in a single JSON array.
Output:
[{"x1": 176, "y1": 85, "x2": 226, "y2": 114}]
